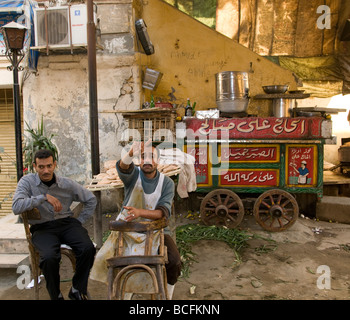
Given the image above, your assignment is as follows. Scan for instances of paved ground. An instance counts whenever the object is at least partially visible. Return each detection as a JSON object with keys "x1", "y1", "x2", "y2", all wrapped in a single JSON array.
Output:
[{"x1": 1, "y1": 211, "x2": 350, "y2": 300}]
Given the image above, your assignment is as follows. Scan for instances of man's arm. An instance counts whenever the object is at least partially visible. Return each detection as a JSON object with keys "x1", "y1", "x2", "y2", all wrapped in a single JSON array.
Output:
[
  {"x1": 123, "y1": 206, "x2": 163, "y2": 222},
  {"x1": 119, "y1": 147, "x2": 134, "y2": 171},
  {"x1": 13, "y1": 176, "x2": 64, "y2": 215},
  {"x1": 12, "y1": 177, "x2": 46, "y2": 215},
  {"x1": 72, "y1": 181, "x2": 97, "y2": 224},
  {"x1": 116, "y1": 142, "x2": 142, "y2": 188},
  {"x1": 119, "y1": 139, "x2": 152, "y2": 171},
  {"x1": 119, "y1": 140, "x2": 142, "y2": 170}
]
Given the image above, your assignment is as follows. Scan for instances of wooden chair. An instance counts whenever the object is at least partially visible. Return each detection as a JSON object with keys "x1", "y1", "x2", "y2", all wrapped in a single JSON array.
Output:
[
  {"x1": 106, "y1": 218, "x2": 169, "y2": 300},
  {"x1": 21, "y1": 208, "x2": 77, "y2": 300}
]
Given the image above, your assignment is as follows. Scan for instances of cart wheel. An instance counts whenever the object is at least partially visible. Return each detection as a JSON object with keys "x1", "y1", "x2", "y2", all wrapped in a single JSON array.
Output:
[
  {"x1": 200, "y1": 189, "x2": 244, "y2": 229},
  {"x1": 253, "y1": 189, "x2": 299, "y2": 232}
]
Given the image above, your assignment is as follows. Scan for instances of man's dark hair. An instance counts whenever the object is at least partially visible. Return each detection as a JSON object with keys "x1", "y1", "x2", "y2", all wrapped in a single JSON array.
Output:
[{"x1": 33, "y1": 149, "x2": 55, "y2": 164}]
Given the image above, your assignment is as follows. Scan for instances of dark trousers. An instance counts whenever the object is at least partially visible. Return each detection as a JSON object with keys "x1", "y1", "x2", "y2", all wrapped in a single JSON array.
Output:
[
  {"x1": 30, "y1": 217, "x2": 96, "y2": 300},
  {"x1": 164, "y1": 234, "x2": 182, "y2": 285}
]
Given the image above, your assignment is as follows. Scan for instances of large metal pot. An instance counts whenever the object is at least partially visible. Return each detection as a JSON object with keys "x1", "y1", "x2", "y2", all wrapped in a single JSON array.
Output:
[
  {"x1": 273, "y1": 98, "x2": 292, "y2": 117},
  {"x1": 215, "y1": 71, "x2": 249, "y2": 113}
]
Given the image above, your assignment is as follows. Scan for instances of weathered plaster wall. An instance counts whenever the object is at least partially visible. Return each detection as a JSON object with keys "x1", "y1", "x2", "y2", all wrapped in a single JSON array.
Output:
[
  {"x1": 23, "y1": 0, "x2": 141, "y2": 184},
  {"x1": 24, "y1": 55, "x2": 90, "y2": 182}
]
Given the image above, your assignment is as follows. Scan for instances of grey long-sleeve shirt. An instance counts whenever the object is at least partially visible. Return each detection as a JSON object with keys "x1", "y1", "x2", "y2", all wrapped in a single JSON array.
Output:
[{"x1": 12, "y1": 173, "x2": 97, "y2": 225}]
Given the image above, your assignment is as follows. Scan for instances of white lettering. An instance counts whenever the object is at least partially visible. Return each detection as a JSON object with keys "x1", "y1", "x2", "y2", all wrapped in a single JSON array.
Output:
[
  {"x1": 317, "y1": 5, "x2": 331, "y2": 30},
  {"x1": 16, "y1": 265, "x2": 31, "y2": 290},
  {"x1": 129, "y1": 304, "x2": 163, "y2": 317},
  {"x1": 173, "y1": 305, "x2": 220, "y2": 315},
  {"x1": 317, "y1": 265, "x2": 331, "y2": 289}
]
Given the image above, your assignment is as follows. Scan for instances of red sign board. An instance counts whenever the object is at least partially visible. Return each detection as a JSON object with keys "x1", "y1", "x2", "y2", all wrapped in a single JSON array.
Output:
[
  {"x1": 219, "y1": 169, "x2": 279, "y2": 187},
  {"x1": 185, "y1": 117, "x2": 326, "y2": 139},
  {"x1": 220, "y1": 145, "x2": 279, "y2": 162}
]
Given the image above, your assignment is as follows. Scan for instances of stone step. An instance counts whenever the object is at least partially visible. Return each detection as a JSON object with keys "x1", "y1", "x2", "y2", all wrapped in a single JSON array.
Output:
[
  {"x1": 0, "y1": 216, "x2": 28, "y2": 255},
  {"x1": 0, "y1": 253, "x2": 29, "y2": 268},
  {"x1": 0, "y1": 238, "x2": 28, "y2": 254},
  {"x1": 0, "y1": 228, "x2": 29, "y2": 253},
  {"x1": 316, "y1": 196, "x2": 350, "y2": 224}
]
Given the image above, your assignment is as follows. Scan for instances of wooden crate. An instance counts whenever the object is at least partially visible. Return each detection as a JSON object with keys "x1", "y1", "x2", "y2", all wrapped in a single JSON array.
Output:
[{"x1": 122, "y1": 108, "x2": 176, "y2": 142}]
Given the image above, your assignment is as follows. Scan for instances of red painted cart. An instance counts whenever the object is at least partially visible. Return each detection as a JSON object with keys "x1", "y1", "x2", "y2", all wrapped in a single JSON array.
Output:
[{"x1": 182, "y1": 116, "x2": 333, "y2": 232}]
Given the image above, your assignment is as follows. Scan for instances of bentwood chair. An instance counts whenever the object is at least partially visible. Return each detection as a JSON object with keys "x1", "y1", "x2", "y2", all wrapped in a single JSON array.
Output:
[
  {"x1": 21, "y1": 208, "x2": 77, "y2": 300},
  {"x1": 106, "y1": 217, "x2": 169, "y2": 300}
]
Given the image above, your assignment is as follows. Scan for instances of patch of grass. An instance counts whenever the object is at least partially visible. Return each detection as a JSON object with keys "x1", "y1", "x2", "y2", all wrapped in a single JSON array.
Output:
[
  {"x1": 254, "y1": 244, "x2": 278, "y2": 255},
  {"x1": 340, "y1": 244, "x2": 350, "y2": 253},
  {"x1": 176, "y1": 224, "x2": 253, "y2": 278}
]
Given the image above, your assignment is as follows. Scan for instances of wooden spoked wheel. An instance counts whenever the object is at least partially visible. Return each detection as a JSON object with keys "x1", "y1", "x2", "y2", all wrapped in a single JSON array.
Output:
[
  {"x1": 200, "y1": 189, "x2": 244, "y2": 229},
  {"x1": 253, "y1": 189, "x2": 299, "y2": 232}
]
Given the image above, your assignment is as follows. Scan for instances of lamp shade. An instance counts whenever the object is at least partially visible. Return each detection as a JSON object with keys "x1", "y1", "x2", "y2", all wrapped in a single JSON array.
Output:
[{"x1": 1, "y1": 21, "x2": 27, "y2": 50}]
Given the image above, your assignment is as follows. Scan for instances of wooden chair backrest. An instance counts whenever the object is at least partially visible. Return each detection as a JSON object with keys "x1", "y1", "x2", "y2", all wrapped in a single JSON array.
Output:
[
  {"x1": 109, "y1": 218, "x2": 168, "y2": 257},
  {"x1": 21, "y1": 208, "x2": 41, "y2": 245}
]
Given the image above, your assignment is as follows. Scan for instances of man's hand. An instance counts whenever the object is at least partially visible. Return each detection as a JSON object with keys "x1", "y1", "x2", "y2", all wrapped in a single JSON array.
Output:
[
  {"x1": 130, "y1": 138, "x2": 152, "y2": 159},
  {"x1": 124, "y1": 206, "x2": 140, "y2": 222},
  {"x1": 120, "y1": 138, "x2": 153, "y2": 169},
  {"x1": 46, "y1": 194, "x2": 62, "y2": 212},
  {"x1": 120, "y1": 141, "x2": 141, "y2": 168},
  {"x1": 123, "y1": 205, "x2": 164, "y2": 222}
]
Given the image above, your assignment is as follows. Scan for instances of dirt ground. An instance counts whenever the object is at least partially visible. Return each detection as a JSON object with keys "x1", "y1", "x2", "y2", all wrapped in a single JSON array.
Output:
[{"x1": 1, "y1": 209, "x2": 350, "y2": 300}]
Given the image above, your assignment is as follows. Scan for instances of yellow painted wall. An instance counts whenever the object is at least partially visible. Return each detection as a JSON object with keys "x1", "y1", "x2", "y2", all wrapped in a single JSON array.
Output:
[{"x1": 139, "y1": 0, "x2": 297, "y2": 117}]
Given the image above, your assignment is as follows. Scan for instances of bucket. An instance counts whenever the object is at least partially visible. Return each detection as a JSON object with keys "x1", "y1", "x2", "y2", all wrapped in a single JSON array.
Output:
[
  {"x1": 272, "y1": 98, "x2": 292, "y2": 117},
  {"x1": 215, "y1": 71, "x2": 249, "y2": 113},
  {"x1": 142, "y1": 68, "x2": 163, "y2": 91}
]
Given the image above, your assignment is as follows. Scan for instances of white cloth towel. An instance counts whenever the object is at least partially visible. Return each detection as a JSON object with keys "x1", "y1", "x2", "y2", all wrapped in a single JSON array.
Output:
[{"x1": 159, "y1": 148, "x2": 197, "y2": 198}]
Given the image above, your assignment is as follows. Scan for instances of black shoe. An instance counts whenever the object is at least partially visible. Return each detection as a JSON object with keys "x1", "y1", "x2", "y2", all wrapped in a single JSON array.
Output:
[
  {"x1": 53, "y1": 292, "x2": 64, "y2": 300},
  {"x1": 68, "y1": 288, "x2": 89, "y2": 300}
]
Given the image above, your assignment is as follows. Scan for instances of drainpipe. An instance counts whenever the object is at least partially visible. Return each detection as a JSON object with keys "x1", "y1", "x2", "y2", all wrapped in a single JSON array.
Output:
[
  {"x1": 13, "y1": 51, "x2": 24, "y2": 182},
  {"x1": 87, "y1": 0, "x2": 102, "y2": 248}
]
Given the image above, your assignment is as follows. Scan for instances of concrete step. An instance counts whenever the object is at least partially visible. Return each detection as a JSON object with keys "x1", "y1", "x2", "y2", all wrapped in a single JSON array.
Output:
[
  {"x1": 0, "y1": 215, "x2": 28, "y2": 254},
  {"x1": 0, "y1": 214, "x2": 29, "y2": 268},
  {"x1": 316, "y1": 196, "x2": 350, "y2": 224},
  {"x1": 0, "y1": 237, "x2": 28, "y2": 254},
  {"x1": 0, "y1": 254, "x2": 29, "y2": 268}
]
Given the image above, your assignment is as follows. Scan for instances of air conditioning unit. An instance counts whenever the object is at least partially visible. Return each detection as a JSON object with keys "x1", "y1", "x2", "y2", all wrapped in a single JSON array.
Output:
[{"x1": 34, "y1": 4, "x2": 92, "y2": 48}]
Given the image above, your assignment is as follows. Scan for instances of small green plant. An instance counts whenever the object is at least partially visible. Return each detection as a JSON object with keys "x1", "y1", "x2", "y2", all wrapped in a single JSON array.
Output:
[
  {"x1": 176, "y1": 224, "x2": 252, "y2": 278},
  {"x1": 23, "y1": 116, "x2": 58, "y2": 173}
]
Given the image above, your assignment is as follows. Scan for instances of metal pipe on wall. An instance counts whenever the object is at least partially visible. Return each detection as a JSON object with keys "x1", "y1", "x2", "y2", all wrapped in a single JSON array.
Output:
[
  {"x1": 87, "y1": 0, "x2": 100, "y2": 176},
  {"x1": 13, "y1": 51, "x2": 24, "y2": 182},
  {"x1": 87, "y1": 0, "x2": 102, "y2": 248}
]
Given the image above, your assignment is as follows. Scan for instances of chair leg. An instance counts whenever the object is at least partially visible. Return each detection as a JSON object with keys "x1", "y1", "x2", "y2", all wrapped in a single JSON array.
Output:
[
  {"x1": 31, "y1": 254, "x2": 40, "y2": 300},
  {"x1": 111, "y1": 264, "x2": 159, "y2": 300},
  {"x1": 107, "y1": 267, "x2": 115, "y2": 300},
  {"x1": 155, "y1": 264, "x2": 166, "y2": 300},
  {"x1": 163, "y1": 265, "x2": 169, "y2": 300},
  {"x1": 34, "y1": 272, "x2": 39, "y2": 300}
]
